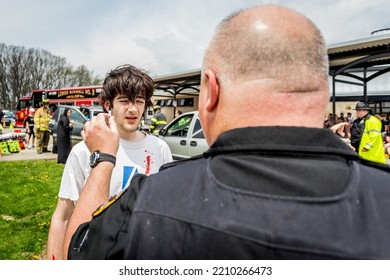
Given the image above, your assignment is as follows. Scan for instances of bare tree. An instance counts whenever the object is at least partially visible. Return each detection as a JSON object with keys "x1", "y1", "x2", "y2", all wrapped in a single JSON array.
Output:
[
  {"x1": 0, "y1": 44, "x2": 10, "y2": 108},
  {"x1": 0, "y1": 44, "x2": 103, "y2": 109},
  {"x1": 7, "y1": 46, "x2": 32, "y2": 109},
  {"x1": 68, "y1": 65, "x2": 100, "y2": 86}
]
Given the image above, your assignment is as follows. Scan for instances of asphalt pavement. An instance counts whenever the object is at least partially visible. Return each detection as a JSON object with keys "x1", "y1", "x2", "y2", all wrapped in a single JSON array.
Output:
[{"x1": 0, "y1": 128, "x2": 57, "y2": 162}]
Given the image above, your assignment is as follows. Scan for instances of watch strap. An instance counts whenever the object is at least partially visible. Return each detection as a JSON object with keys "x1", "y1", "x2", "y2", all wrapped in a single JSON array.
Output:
[
  {"x1": 98, "y1": 152, "x2": 116, "y2": 166},
  {"x1": 91, "y1": 151, "x2": 116, "y2": 168}
]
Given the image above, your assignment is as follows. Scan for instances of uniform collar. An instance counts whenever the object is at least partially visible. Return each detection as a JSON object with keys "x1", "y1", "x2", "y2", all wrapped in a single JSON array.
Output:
[{"x1": 205, "y1": 126, "x2": 358, "y2": 159}]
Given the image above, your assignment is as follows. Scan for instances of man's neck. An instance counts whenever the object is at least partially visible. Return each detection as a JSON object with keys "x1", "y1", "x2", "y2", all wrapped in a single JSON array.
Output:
[{"x1": 119, "y1": 130, "x2": 146, "y2": 142}]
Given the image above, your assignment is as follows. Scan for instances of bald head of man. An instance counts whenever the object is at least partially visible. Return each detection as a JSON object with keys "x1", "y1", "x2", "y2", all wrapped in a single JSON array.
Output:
[{"x1": 199, "y1": 5, "x2": 329, "y2": 145}]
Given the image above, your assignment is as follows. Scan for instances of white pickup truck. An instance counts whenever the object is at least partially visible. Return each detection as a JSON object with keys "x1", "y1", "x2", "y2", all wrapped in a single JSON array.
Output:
[{"x1": 157, "y1": 111, "x2": 209, "y2": 160}]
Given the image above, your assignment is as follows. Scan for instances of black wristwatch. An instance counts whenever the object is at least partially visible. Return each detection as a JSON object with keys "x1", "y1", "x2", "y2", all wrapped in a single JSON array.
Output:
[{"x1": 89, "y1": 151, "x2": 116, "y2": 168}]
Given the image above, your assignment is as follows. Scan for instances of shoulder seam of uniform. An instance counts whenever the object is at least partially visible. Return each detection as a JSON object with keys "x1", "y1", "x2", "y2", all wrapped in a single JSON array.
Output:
[
  {"x1": 357, "y1": 157, "x2": 390, "y2": 172},
  {"x1": 159, "y1": 154, "x2": 205, "y2": 171}
]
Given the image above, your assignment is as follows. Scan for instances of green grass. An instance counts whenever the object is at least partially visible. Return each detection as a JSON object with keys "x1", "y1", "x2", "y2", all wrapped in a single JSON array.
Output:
[{"x1": 0, "y1": 160, "x2": 64, "y2": 260}]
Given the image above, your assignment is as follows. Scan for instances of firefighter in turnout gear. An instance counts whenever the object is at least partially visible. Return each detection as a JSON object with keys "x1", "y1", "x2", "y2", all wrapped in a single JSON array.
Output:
[
  {"x1": 34, "y1": 99, "x2": 51, "y2": 154},
  {"x1": 150, "y1": 105, "x2": 167, "y2": 134}
]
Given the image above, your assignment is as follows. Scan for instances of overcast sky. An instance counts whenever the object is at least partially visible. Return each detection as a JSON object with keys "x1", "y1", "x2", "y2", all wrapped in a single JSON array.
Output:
[{"x1": 1, "y1": 0, "x2": 390, "y2": 78}]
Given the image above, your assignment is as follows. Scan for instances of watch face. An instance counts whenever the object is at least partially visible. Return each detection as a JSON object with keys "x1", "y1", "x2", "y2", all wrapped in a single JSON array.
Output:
[
  {"x1": 89, "y1": 151, "x2": 115, "y2": 168},
  {"x1": 90, "y1": 151, "x2": 100, "y2": 167}
]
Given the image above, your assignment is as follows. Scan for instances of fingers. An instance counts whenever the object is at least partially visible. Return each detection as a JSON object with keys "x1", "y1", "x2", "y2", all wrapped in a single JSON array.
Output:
[
  {"x1": 83, "y1": 120, "x2": 90, "y2": 132},
  {"x1": 83, "y1": 114, "x2": 109, "y2": 135},
  {"x1": 108, "y1": 116, "x2": 117, "y2": 132},
  {"x1": 82, "y1": 113, "x2": 116, "y2": 138},
  {"x1": 81, "y1": 121, "x2": 89, "y2": 141},
  {"x1": 82, "y1": 113, "x2": 119, "y2": 154}
]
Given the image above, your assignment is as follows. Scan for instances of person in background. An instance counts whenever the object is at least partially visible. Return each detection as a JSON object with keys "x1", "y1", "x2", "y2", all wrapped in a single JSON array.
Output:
[
  {"x1": 174, "y1": 109, "x2": 187, "y2": 126},
  {"x1": 330, "y1": 122, "x2": 350, "y2": 139},
  {"x1": 57, "y1": 108, "x2": 75, "y2": 164},
  {"x1": 47, "y1": 64, "x2": 173, "y2": 260},
  {"x1": 339, "y1": 112, "x2": 346, "y2": 122},
  {"x1": 174, "y1": 110, "x2": 183, "y2": 119},
  {"x1": 83, "y1": 109, "x2": 90, "y2": 120},
  {"x1": 23, "y1": 108, "x2": 36, "y2": 149},
  {"x1": 351, "y1": 101, "x2": 386, "y2": 164},
  {"x1": 380, "y1": 113, "x2": 389, "y2": 133},
  {"x1": 330, "y1": 122, "x2": 353, "y2": 149},
  {"x1": 383, "y1": 133, "x2": 390, "y2": 162},
  {"x1": 51, "y1": 105, "x2": 58, "y2": 116},
  {"x1": 323, "y1": 113, "x2": 335, "y2": 128},
  {"x1": 149, "y1": 105, "x2": 167, "y2": 134},
  {"x1": 375, "y1": 114, "x2": 384, "y2": 132},
  {"x1": 65, "y1": 5, "x2": 390, "y2": 260},
  {"x1": 34, "y1": 99, "x2": 51, "y2": 154},
  {"x1": 0, "y1": 109, "x2": 4, "y2": 133},
  {"x1": 347, "y1": 112, "x2": 354, "y2": 125}
]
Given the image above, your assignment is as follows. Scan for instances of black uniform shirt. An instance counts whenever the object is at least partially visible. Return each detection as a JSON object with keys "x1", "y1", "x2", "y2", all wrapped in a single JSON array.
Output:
[{"x1": 69, "y1": 126, "x2": 390, "y2": 259}]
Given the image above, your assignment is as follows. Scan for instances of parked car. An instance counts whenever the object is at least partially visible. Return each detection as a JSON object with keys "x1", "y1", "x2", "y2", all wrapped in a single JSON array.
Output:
[
  {"x1": 158, "y1": 111, "x2": 209, "y2": 160},
  {"x1": 49, "y1": 105, "x2": 103, "y2": 149},
  {"x1": 4, "y1": 110, "x2": 16, "y2": 127},
  {"x1": 80, "y1": 106, "x2": 105, "y2": 120}
]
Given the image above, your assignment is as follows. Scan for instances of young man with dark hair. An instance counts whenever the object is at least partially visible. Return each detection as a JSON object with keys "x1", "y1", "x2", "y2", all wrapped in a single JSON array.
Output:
[{"x1": 47, "y1": 64, "x2": 172, "y2": 260}]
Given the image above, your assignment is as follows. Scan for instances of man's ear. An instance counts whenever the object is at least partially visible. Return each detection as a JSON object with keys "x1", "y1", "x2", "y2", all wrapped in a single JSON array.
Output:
[
  {"x1": 103, "y1": 101, "x2": 111, "y2": 112},
  {"x1": 203, "y1": 69, "x2": 219, "y2": 112}
]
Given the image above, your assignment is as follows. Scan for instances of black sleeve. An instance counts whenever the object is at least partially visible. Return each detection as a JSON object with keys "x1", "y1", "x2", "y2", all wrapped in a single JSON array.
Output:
[
  {"x1": 64, "y1": 118, "x2": 73, "y2": 132},
  {"x1": 68, "y1": 174, "x2": 146, "y2": 259}
]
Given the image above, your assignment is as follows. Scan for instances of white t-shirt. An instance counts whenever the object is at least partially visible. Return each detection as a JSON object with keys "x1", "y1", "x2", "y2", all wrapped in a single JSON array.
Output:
[{"x1": 58, "y1": 133, "x2": 173, "y2": 201}]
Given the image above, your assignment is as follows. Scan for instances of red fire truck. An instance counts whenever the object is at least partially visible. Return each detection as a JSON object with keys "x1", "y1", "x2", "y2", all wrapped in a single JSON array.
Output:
[{"x1": 15, "y1": 85, "x2": 103, "y2": 127}]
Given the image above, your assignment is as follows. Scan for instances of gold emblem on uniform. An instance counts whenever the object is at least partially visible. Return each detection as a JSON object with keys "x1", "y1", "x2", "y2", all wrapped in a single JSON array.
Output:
[{"x1": 92, "y1": 189, "x2": 126, "y2": 217}]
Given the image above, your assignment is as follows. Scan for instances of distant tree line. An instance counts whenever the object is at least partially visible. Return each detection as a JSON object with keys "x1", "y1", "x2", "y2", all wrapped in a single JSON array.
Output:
[{"x1": 0, "y1": 43, "x2": 102, "y2": 109}]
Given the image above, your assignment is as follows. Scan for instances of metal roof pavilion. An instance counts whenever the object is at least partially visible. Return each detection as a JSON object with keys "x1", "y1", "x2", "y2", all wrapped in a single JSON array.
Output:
[
  {"x1": 329, "y1": 33, "x2": 390, "y2": 71},
  {"x1": 153, "y1": 32, "x2": 390, "y2": 113},
  {"x1": 328, "y1": 32, "x2": 390, "y2": 114},
  {"x1": 154, "y1": 69, "x2": 201, "y2": 97}
]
